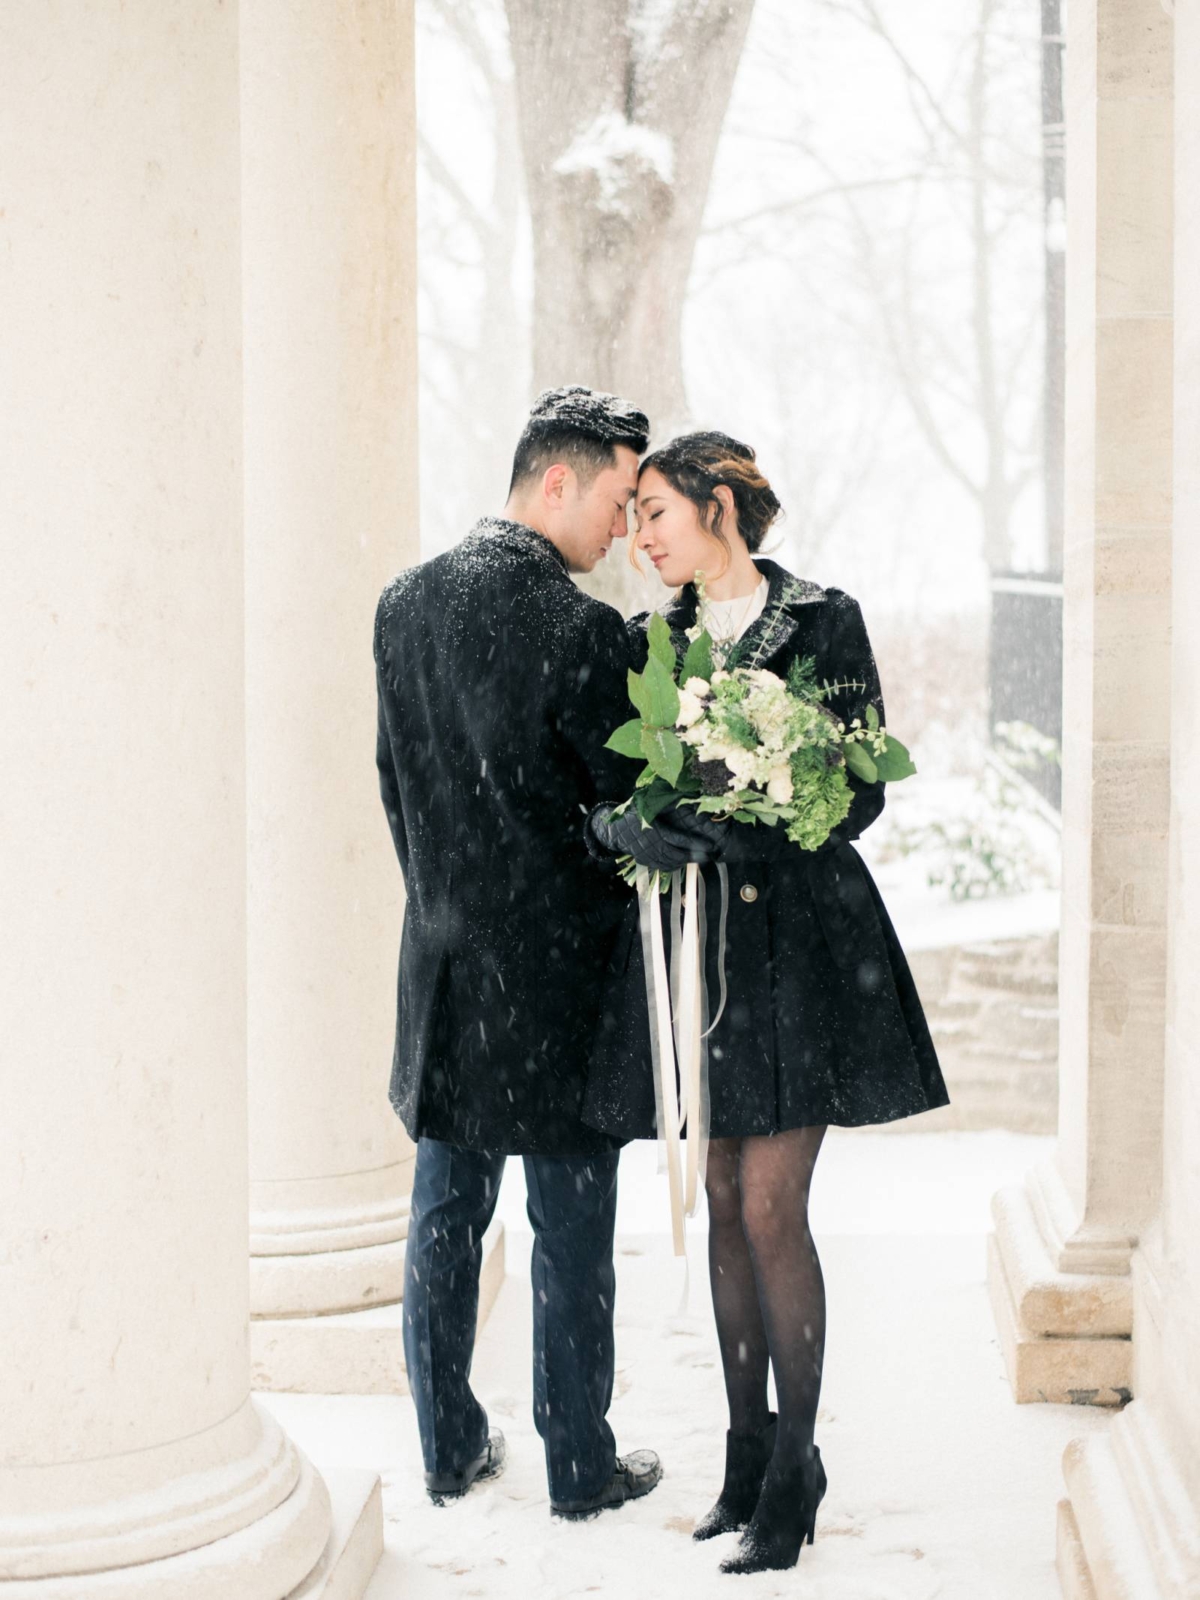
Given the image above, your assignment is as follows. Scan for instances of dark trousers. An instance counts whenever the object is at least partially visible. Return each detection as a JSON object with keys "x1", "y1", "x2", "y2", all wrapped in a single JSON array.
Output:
[{"x1": 403, "y1": 1136, "x2": 620, "y2": 1504}]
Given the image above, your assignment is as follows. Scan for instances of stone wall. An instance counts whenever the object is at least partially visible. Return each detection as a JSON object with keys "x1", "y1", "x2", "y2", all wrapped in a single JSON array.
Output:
[{"x1": 903, "y1": 936, "x2": 1060, "y2": 1134}]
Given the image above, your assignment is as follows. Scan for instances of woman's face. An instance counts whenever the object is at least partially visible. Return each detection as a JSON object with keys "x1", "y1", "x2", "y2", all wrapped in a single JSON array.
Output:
[{"x1": 634, "y1": 467, "x2": 726, "y2": 588}]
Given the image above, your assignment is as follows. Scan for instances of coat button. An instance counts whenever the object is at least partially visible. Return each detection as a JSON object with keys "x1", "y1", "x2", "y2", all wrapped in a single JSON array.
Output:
[{"x1": 739, "y1": 883, "x2": 758, "y2": 903}]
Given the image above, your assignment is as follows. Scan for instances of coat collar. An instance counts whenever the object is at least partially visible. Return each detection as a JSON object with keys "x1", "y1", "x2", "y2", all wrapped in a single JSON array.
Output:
[
  {"x1": 472, "y1": 515, "x2": 570, "y2": 576},
  {"x1": 650, "y1": 558, "x2": 825, "y2": 668}
]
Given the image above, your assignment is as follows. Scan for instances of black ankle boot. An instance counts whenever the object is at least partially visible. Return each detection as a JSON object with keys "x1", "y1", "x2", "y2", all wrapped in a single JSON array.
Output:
[
  {"x1": 692, "y1": 1414, "x2": 777, "y2": 1541},
  {"x1": 719, "y1": 1444, "x2": 826, "y2": 1574}
]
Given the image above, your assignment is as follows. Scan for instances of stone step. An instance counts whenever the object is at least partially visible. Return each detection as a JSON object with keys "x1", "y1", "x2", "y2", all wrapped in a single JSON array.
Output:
[
  {"x1": 927, "y1": 994, "x2": 985, "y2": 1023},
  {"x1": 954, "y1": 964, "x2": 1059, "y2": 999},
  {"x1": 959, "y1": 940, "x2": 1027, "y2": 964},
  {"x1": 970, "y1": 1010, "x2": 1059, "y2": 1052},
  {"x1": 881, "y1": 1094, "x2": 1057, "y2": 1135},
  {"x1": 961, "y1": 1041, "x2": 1058, "y2": 1069},
  {"x1": 937, "y1": 1049, "x2": 1058, "y2": 1083}
]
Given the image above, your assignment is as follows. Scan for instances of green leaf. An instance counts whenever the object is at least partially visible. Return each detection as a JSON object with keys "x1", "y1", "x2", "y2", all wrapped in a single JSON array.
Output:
[
  {"x1": 635, "y1": 786, "x2": 677, "y2": 825},
  {"x1": 627, "y1": 668, "x2": 650, "y2": 720},
  {"x1": 605, "y1": 717, "x2": 646, "y2": 760},
  {"x1": 646, "y1": 612, "x2": 677, "y2": 674},
  {"x1": 865, "y1": 703, "x2": 880, "y2": 731},
  {"x1": 872, "y1": 735, "x2": 917, "y2": 782},
  {"x1": 641, "y1": 724, "x2": 685, "y2": 786},
  {"x1": 680, "y1": 630, "x2": 714, "y2": 685},
  {"x1": 635, "y1": 763, "x2": 658, "y2": 788},
  {"x1": 697, "y1": 794, "x2": 733, "y2": 813},
  {"x1": 843, "y1": 742, "x2": 878, "y2": 783},
  {"x1": 641, "y1": 655, "x2": 681, "y2": 728}
]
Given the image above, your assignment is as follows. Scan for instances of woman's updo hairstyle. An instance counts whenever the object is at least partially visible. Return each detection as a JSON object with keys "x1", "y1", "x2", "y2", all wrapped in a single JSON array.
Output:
[{"x1": 640, "y1": 430, "x2": 782, "y2": 556}]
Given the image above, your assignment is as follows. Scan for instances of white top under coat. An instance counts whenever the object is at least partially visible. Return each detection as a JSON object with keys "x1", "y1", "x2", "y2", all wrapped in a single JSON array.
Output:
[{"x1": 699, "y1": 575, "x2": 769, "y2": 643}]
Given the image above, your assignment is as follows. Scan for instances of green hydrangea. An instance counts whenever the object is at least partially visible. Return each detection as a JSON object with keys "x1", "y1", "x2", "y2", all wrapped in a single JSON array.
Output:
[{"x1": 784, "y1": 762, "x2": 853, "y2": 851}]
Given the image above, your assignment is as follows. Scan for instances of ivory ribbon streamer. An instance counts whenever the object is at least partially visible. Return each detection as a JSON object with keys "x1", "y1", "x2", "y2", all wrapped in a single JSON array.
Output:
[
  {"x1": 637, "y1": 866, "x2": 685, "y2": 1255},
  {"x1": 637, "y1": 862, "x2": 730, "y2": 1256}
]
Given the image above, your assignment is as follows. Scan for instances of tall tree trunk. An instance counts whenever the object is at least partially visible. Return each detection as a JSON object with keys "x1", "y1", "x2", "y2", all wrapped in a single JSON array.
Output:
[{"x1": 504, "y1": 0, "x2": 757, "y2": 610}]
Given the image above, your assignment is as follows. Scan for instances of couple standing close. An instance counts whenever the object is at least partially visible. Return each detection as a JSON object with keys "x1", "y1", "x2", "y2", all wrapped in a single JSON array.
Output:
[{"x1": 373, "y1": 387, "x2": 948, "y2": 1575}]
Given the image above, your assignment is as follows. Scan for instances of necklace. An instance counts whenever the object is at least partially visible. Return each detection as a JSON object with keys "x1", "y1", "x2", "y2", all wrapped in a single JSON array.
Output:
[{"x1": 700, "y1": 579, "x2": 766, "y2": 645}]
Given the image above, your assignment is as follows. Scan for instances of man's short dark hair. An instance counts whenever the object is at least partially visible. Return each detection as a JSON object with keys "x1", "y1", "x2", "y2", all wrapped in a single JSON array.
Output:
[{"x1": 508, "y1": 385, "x2": 650, "y2": 494}]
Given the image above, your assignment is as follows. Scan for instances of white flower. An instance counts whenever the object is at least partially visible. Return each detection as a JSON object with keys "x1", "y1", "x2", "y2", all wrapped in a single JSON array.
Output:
[
  {"x1": 766, "y1": 766, "x2": 794, "y2": 805},
  {"x1": 711, "y1": 670, "x2": 730, "y2": 684},
  {"x1": 676, "y1": 689, "x2": 705, "y2": 728},
  {"x1": 724, "y1": 747, "x2": 758, "y2": 787},
  {"x1": 683, "y1": 676, "x2": 710, "y2": 697}
]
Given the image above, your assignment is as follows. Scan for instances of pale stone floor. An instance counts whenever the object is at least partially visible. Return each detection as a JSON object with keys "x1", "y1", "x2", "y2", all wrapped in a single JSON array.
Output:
[{"x1": 263, "y1": 1134, "x2": 1113, "y2": 1600}]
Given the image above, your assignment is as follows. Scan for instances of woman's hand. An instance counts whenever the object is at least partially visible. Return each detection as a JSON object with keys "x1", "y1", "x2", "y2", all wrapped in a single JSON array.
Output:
[
  {"x1": 587, "y1": 805, "x2": 720, "y2": 871},
  {"x1": 665, "y1": 808, "x2": 847, "y2": 865}
]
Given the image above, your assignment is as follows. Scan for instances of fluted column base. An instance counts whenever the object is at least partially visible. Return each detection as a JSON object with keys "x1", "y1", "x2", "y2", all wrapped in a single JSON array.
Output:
[
  {"x1": 1056, "y1": 1401, "x2": 1200, "y2": 1600},
  {"x1": 0, "y1": 1401, "x2": 335, "y2": 1599},
  {"x1": 987, "y1": 1163, "x2": 1133, "y2": 1405},
  {"x1": 250, "y1": 1160, "x2": 415, "y2": 1319},
  {"x1": 253, "y1": 1219, "x2": 506, "y2": 1395}
]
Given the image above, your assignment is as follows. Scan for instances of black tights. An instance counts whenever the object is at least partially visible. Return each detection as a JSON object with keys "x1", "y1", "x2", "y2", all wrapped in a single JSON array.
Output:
[{"x1": 705, "y1": 1126, "x2": 827, "y2": 1473}]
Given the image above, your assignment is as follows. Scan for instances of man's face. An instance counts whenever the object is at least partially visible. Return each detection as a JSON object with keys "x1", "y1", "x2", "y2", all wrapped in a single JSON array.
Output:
[{"x1": 552, "y1": 446, "x2": 640, "y2": 573}]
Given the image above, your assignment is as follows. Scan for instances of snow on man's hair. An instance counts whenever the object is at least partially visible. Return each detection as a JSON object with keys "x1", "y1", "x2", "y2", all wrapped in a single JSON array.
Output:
[
  {"x1": 527, "y1": 385, "x2": 650, "y2": 447},
  {"x1": 509, "y1": 385, "x2": 650, "y2": 493}
]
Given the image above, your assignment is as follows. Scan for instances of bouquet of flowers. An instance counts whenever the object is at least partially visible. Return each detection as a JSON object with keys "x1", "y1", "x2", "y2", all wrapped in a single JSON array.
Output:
[{"x1": 604, "y1": 609, "x2": 916, "y2": 882}]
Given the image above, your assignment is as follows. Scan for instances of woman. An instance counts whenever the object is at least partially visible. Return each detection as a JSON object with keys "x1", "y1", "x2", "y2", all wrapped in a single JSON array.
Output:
[{"x1": 586, "y1": 432, "x2": 949, "y2": 1575}]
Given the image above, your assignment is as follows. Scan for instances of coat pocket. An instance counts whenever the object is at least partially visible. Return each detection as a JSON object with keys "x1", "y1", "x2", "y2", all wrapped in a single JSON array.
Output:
[{"x1": 810, "y1": 846, "x2": 882, "y2": 971}]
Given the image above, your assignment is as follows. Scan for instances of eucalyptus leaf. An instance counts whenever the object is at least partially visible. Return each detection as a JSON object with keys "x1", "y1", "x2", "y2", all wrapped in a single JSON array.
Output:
[
  {"x1": 605, "y1": 717, "x2": 646, "y2": 759},
  {"x1": 866, "y1": 703, "x2": 880, "y2": 731}
]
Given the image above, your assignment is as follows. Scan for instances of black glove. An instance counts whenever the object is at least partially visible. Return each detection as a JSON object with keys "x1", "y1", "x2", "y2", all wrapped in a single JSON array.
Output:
[
  {"x1": 587, "y1": 804, "x2": 719, "y2": 872},
  {"x1": 663, "y1": 808, "x2": 848, "y2": 865}
]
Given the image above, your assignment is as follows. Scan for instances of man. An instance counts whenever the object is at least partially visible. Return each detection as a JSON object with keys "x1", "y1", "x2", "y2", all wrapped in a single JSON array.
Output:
[{"x1": 374, "y1": 386, "x2": 661, "y2": 1519}]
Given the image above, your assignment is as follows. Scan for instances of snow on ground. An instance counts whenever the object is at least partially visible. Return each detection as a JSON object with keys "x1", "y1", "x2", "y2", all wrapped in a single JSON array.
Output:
[{"x1": 263, "y1": 1133, "x2": 1110, "y2": 1599}]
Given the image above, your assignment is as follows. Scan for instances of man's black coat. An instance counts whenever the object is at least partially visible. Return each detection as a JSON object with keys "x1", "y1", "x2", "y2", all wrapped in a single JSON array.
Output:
[{"x1": 374, "y1": 517, "x2": 635, "y2": 1155}]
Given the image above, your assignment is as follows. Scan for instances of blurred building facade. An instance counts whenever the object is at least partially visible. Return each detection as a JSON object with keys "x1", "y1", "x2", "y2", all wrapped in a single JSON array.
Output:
[{"x1": 988, "y1": 0, "x2": 1200, "y2": 1593}]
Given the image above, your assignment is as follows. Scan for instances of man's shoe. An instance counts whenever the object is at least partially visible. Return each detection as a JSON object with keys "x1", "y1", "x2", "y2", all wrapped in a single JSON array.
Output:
[
  {"x1": 425, "y1": 1431, "x2": 507, "y2": 1506},
  {"x1": 550, "y1": 1450, "x2": 662, "y2": 1520}
]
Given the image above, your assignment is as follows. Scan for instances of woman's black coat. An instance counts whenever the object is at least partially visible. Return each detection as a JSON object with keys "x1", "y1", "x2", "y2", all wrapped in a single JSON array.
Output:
[
  {"x1": 583, "y1": 559, "x2": 950, "y2": 1139},
  {"x1": 374, "y1": 517, "x2": 634, "y2": 1156}
]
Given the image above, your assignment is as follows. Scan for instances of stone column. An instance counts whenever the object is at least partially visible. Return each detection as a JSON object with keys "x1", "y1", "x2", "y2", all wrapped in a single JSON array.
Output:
[
  {"x1": 988, "y1": 0, "x2": 1174, "y2": 1404},
  {"x1": 241, "y1": 0, "x2": 505, "y2": 1394},
  {"x1": 0, "y1": 5, "x2": 354, "y2": 1592},
  {"x1": 1058, "y1": 4, "x2": 1200, "y2": 1593}
]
